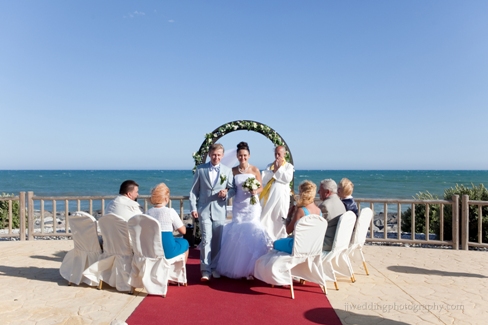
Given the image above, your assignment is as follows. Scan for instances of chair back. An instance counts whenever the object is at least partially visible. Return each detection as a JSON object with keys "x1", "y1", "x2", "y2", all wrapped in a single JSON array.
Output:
[
  {"x1": 128, "y1": 214, "x2": 165, "y2": 259},
  {"x1": 69, "y1": 211, "x2": 101, "y2": 253},
  {"x1": 292, "y1": 214, "x2": 328, "y2": 257},
  {"x1": 98, "y1": 213, "x2": 132, "y2": 256},
  {"x1": 330, "y1": 211, "x2": 356, "y2": 253},
  {"x1": 350, "y1": 208, "x2": 373, "y2": 248}
]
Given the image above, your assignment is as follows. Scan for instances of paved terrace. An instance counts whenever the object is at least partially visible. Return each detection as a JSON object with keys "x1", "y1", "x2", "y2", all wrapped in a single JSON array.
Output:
[{"x1": 1, "y1": 240, "x2": 486, "y2": 325}]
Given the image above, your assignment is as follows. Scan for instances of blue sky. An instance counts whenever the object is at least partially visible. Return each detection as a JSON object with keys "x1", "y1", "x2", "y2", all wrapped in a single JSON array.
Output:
[{"x1": 1, "y1": 1, "x2": 487, "y2": 170}]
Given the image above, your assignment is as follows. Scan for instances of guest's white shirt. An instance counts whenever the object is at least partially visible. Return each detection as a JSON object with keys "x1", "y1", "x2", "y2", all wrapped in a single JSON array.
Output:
[
  {"x1": 146, "y1": 206, "x2": 184, "y2": 232},
  {"x1": 105, "y1": 195, "x2": 142, "y2": 221}
]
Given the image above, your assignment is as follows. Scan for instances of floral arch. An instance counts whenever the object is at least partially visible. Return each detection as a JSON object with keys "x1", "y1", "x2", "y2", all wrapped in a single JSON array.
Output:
[{"x1": 192, "y1": 120, "x2": 294, "y2": 178}]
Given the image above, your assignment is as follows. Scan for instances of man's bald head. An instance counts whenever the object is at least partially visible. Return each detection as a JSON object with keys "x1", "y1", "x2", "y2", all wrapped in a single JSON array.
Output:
[{"x1": 275, "y1": 146, "x2": 286, "y2": 154}]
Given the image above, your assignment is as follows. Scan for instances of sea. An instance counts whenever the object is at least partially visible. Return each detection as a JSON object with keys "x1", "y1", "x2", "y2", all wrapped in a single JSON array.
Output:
[
  {"x1": 1, "y1": 170, "x2": 488, "y2": 199},
  {"x1": 2, "y1": 169, "x2": 488, "y2": 221}
]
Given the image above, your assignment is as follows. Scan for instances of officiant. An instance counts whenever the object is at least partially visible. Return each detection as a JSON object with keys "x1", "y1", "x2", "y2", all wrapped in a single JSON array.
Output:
[{"x1": 259, "y1": 146, "x2": 294, "y2": 241}]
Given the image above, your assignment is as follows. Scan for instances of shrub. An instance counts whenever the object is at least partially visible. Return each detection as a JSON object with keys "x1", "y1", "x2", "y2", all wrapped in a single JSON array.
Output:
[
  {"x1": 402, "y1": 184, "x2": 488, "y2": 243},
  {"x1": 401, "y1": 191, "x2": 443, "y2": 236},
  {"x1": 444, "y1": 184, "x2": 488, "y2": 243},
  {"x1": 0, "y1": 193, "x2": 21, "y2": 229}
]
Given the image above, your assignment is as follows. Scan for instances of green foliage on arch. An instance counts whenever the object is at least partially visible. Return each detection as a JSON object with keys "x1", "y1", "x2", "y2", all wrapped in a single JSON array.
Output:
[{"x1": 192, "y1": 120, "x2": 292, "y2": 173}]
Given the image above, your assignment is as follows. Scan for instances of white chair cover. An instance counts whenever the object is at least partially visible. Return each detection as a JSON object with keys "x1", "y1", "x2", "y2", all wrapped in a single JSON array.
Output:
[
  {"x1": 83, "y1": 213, "x2": 132, "y2": 292},
  {"x1": 347, "y1": 208, "x2": 373, "y2": 276},
  {"x1": 322, "y1": 211, "x2": 356, "y2": 284},
  {"x1": 59, "y1": 211, "x2": 102, "y2": 286},
  {"x1": 254, "y1": 215, "x2": 328, "y2": 291},
  {"x1": 128, "y1": 214, "x2": 186, "y2": 296}
]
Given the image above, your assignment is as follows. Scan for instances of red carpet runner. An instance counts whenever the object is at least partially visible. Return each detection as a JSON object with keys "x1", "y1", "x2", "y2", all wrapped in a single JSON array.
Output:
[{"x1": 126, "y1": 249, "x2": 342, "y2": 325}]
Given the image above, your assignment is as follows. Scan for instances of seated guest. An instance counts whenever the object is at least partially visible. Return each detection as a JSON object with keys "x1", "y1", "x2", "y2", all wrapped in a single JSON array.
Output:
[
  {"x1": 105, "y1": 180, "x2": 143, "y2": 221},
  {"x1": 318, "y1": 179, "x2": 346, "y2": 251},
  {"x1": 273, "y1": 180, "x2": 322, "y2": 254},
  {"x1": 146, "y1": 183, "x2": 189, "y2": 261},
  {"x1": 338, "y1": 178, "x2": 359, "y2": 217}
]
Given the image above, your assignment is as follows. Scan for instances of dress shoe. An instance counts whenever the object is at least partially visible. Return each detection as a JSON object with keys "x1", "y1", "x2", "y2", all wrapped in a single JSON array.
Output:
[
  {"x1": 212, "y1": 271, "x2": 221, "y2": 279},
  {"x1": 201, "y1": 273, "x2": 210, "y2": 282}
]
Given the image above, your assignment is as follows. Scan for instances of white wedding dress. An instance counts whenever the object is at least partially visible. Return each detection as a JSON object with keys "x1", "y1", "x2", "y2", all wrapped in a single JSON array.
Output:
[{"x1": 216, "y1": 173, "x2": 273, "y2": 279}]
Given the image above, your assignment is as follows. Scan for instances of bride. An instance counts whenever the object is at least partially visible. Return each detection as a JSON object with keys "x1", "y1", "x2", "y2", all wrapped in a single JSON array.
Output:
[{"x1": 216, "y1": 141, "x2": 273, "y2": 279}]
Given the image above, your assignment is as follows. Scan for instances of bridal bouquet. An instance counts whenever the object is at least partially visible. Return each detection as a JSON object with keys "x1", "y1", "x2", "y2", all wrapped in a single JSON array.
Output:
[{"x1": 242, "y1": 177, "x2": 261, "y2": 205}]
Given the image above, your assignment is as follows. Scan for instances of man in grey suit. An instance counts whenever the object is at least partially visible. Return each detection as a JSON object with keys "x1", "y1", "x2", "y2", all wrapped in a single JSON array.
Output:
[
  {"x1": 318, "y1": 179, "x2": 346, "y2": 251},
  {"x1": 190, "y1": 143, "x2": 235, "y2": 282}
]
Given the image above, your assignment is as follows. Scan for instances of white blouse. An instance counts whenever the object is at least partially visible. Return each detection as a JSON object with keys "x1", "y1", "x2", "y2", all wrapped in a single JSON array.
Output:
[{"x1": 146, "y1": 207, "x2": 184, "y2": 232}]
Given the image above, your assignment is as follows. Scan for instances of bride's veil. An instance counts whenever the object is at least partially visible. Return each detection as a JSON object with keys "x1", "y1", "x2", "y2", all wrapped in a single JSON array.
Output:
[{"x1": 221, "y1": 148, "x2": 238, "y2": 169}]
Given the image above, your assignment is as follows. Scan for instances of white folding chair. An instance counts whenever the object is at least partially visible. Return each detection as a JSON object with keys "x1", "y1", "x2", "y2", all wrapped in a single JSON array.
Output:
[
  {"x1": 321, "y1": 211, "x2": 356, "y2": 290},
  {"x1": 83, "y1": 213, "x2": 133, "y2": 292},
  {"x1": 347, "y1": 207, "x2": 373, "y2": 281},
  {"x1": 59, "y1": 211, "x2": 102, "y2": 286},
  {"x1": 254, "y1": 214, "x2": 328, "y2": 299},
  {"x1": 128, "y1": 214, "x2": 187, "y2": 297}
]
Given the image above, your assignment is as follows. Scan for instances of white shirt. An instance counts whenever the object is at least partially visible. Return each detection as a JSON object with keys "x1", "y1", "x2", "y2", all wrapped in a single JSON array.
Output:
[
  {"x1": 146, "y1": 207, "x2": 184, "y2": 232},
  {"x1": 105, "y1": 195, "x2": 142, "y2": 221},
  {"x1": 209, "y1": 164, "x2": 220, "y2": 187}
]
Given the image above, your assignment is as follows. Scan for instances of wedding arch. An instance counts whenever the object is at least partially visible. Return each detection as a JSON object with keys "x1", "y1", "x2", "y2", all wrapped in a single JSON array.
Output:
[{"x1": 192, "y1": 120, "x2": 295, "y2": 177}]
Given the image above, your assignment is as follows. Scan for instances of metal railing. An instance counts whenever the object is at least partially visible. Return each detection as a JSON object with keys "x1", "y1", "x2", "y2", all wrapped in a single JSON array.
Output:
[{"x1": 1, "y1": 192, "x2": 487, "y2": 250}]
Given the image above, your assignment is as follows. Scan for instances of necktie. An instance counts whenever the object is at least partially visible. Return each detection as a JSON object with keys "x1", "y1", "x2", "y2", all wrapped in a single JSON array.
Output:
[{"x1": 210, "y1": 165, "x2": 220, "y2": 172}]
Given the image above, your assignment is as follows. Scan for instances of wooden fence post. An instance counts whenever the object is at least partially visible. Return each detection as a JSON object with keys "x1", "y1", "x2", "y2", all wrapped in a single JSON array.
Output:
[
  {"x1": 461, "y1": 194, "x2": 469, "y2": 250},
  {"x1": 19, "y1": 192, "x2": 26, "y2": 241},
  {"x1": 28, "y1": 191, "x2": 34, "y2": 240},
  {"x1": 451, "y1": 195, "x2": 459, "y2": 250}
]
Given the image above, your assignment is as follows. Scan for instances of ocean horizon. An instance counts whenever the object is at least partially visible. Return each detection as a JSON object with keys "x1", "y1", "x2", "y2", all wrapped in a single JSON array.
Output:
[{"x1": 2, "y1": 169, "x2": 488, "y2": 200}]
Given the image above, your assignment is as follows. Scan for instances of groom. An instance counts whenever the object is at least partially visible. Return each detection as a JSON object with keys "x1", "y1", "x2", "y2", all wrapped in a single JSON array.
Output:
[{"x1": 190, "y1": 143, "x2": 235, "y2": 282}]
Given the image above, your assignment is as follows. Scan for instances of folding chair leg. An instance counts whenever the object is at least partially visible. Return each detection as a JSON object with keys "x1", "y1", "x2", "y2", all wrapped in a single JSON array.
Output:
[
  {"x1": 98, "y1": 280, "x2": 103, "y2": 290},
  {"x1": 320, "y1": 285, "x2": 327, "y2": 295},
  {"x1": 363, "y1": 261, "x2": 370, "y2": 275},
  {"x1": 360, "y1": 249, "x2": 370, "y2": 275},
  {"x1": 299, "y1": 279, "x2": 306, "y2": 285},
  {"x1": 68, "y1": 282, "x2": 72, "y2": 286},
  {"x1": 290, "y1": 283, "x2": 295, "y2": 299},
  {"x1": 334, "y1": 282, "x2": 339, "y2": 290},
  {"x1": 128, "y1": 287, "x2": 134, "y2": 295},
  {"x1": 351, "y1": 274, "x2": 355, "y2": 283}
]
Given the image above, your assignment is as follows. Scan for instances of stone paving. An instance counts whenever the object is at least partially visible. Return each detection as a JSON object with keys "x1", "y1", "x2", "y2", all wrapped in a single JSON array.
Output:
[
  {"x1": 0, "y1": 240, "x2": 487, "y2": 324},
  {"x1": 327, "y1": 245, "x2": 488, "y2": 325},
  {"x1": 0, "y1": 241, "x2": 145, "y2": 325}
]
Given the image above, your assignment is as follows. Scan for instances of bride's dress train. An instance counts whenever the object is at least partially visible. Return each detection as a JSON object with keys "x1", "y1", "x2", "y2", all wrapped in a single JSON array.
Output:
[{"x1": 216, "y1": 173, "x2": 272, "y2": 279}]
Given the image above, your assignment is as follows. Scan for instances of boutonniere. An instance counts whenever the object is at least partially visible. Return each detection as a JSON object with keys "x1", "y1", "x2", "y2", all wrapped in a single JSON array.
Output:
[{"x1": 220, "y1": 175, "x2": 227, "y2": 185}]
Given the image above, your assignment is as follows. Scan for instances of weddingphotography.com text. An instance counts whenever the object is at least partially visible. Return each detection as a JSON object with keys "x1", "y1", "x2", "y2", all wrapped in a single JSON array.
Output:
[{"x1": 344, "y1": 302, "x2": 464, "y2": 313}]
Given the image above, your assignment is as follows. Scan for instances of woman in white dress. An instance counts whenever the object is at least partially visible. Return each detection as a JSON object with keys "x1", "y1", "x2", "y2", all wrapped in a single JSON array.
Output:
[{"x1": 216, "y1": 142, "x2": 273, "y2": 279}]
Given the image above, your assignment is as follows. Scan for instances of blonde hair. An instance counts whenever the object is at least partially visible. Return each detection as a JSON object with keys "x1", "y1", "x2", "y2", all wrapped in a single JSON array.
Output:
[
  {"x1": 209, "y1": 143, "x2": 225, "y2": 153},
  {"x1": 150, "y1": 183, "x2": 170, "y2": 205},
  {"x1": 295, "y1": 180, "x2": 317, "y2": 206},
  {"x1": 339, "y1": 178, "x2": 354, "y2": 197}
]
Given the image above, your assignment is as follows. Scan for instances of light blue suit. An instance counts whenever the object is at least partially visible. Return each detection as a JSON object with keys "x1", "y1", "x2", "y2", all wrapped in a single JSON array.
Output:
[{"x1": 190, "y1": 162, "x2": 235, "y2": 274}]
